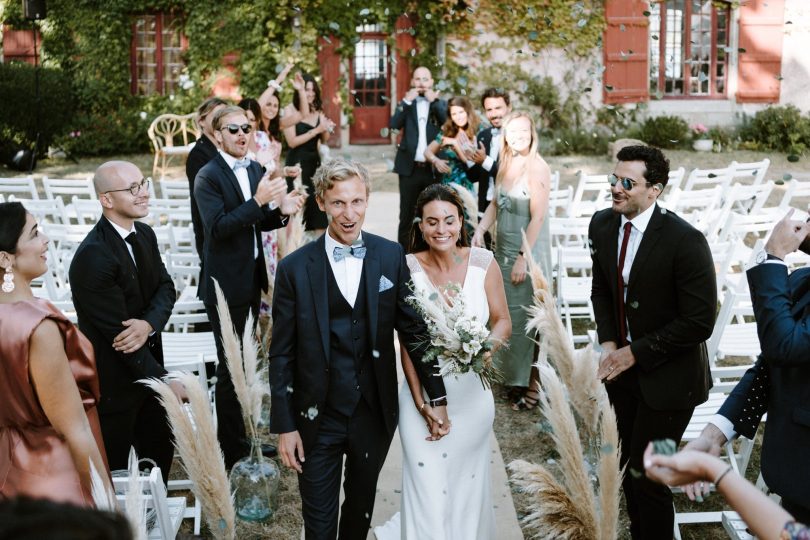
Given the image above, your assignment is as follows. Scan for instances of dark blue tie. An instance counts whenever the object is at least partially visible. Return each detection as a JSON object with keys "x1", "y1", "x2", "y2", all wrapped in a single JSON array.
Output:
[{"x1": 333, "y1": 241, "x2": 367, "y2": 262}]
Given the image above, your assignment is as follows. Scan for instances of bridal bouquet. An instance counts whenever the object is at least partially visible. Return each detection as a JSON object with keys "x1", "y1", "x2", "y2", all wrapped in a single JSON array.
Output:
[{"x1": 407, "y1": 282, "x2": 500, "y2": 388}]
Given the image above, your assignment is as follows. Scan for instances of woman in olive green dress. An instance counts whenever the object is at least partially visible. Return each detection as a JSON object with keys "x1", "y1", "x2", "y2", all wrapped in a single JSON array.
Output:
[{"x1": 472, "y1": 112, "x2": 551, "y2": 410}]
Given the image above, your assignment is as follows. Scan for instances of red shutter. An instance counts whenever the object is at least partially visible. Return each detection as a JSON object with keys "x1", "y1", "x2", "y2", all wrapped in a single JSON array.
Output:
[
  {"x1": 317, "y1": 35, "x2": 341, "y2": 148},
  {"x1": 2, "y1": 26, "x2": 38, "y2": 65},
  {"x1": 394, "y1": 14, "x2": 415, "y2": 105},
  {"x1": 603, "y1": 0, "x2": 649, "y2": 104},
  {"x1": 736, "y1": 0, "x2": 784, "y2": 103}
]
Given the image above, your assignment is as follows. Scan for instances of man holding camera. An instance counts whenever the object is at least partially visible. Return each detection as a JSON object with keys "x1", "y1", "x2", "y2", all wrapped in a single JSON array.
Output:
[{"x1": 389, "y1": 66, "x2": 447, "y2": 248}]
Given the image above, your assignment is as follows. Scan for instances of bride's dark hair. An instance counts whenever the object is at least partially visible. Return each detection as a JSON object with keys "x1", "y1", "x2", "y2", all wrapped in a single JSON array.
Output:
[{"x1": 408, "y1": 184, "x2": 469, "y2": 253}]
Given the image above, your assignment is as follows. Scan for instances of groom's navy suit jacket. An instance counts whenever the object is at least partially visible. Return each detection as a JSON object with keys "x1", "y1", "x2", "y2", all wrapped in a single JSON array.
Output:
[
  {"x1": 268, "y1": 232, "x2": 446, "y2": 451},
  {"x1": 718, "y1": 263, "x2": 810, "y2": 505}
]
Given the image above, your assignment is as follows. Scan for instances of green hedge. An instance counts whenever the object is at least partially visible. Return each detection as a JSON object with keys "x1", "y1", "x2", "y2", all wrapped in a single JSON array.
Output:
[{"x1": 0, "y1": 62, "x2": 74, "y2": 153}]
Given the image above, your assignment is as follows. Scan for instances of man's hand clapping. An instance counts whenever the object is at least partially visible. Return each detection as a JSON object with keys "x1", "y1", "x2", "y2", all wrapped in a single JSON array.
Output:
[
  {"x1": 764, "y1": 208, "x2": 810, "y2": 260},
  {"x1": 254, "y1": 175, "x2": 287, "y2": 207}
]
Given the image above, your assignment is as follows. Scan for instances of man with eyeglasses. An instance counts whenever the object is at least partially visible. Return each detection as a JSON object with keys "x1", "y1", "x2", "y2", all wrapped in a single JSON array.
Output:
[
  {"x1": 588, "y1": 145, "x2": 717, "y2": 538},
  {"x1": 390, "y1": 66, "x2": 447, "y2": 248},
  {"x1": 194, "y1": 104, "x2": 305, "y2": 468},
  {"x1": 70, "y1": 160, "x2": 186, "y2": 484}
]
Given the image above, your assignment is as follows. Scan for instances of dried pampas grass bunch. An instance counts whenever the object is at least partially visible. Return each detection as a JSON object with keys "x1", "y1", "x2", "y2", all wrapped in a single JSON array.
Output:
[
  {"x1": 124, "y1": 448, "x2": 147, "y2": 540},
  {"x1": 90, "y1": 459, "x2": 116, "y2": 511},
  {"x1": 278, "y1": 175, "x2": 307, "y2": 257},
  {"x1": 143, "y1": 373, "x2": 235, "y2": 540},
  {"x1": 212, "y1": 279, "x2": 270, "y2": 447},
  {"x1": 509, "y1": 231, "x2": 622, "y2": 540}
]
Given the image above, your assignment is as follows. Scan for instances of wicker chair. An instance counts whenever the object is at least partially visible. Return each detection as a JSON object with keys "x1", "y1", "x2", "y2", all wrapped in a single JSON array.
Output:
[{"x1": 147, "y1": 113, "x2": 200, "y2": 179}]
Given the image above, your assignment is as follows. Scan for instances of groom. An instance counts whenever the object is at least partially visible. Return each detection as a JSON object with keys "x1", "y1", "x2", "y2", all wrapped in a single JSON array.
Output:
[{"x1": 269, "y1": 158, "x2": 449, "y2": 539}]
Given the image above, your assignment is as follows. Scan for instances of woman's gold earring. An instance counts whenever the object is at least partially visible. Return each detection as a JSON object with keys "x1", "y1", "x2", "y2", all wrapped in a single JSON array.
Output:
[{"x1": 2, "y1": 267, "x2": 14, "y2": 293}]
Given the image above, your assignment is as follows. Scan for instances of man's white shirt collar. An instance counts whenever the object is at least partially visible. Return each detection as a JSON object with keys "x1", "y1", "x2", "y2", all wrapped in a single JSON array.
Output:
[
  {"x1": 324, "y1": 229, "x2": 363, "y2": 253},
  {"x1": 108, "y1": 218, "x2": 136, "y2": 241},
  {"x1": 218, "y1": 149, "x2": 242, "y2": 169}
]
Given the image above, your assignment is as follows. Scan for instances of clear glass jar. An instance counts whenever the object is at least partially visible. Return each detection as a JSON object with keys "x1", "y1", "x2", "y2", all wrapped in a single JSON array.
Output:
[{"x1": 229, "y1": 441, "x2": 280, "y2": 522}]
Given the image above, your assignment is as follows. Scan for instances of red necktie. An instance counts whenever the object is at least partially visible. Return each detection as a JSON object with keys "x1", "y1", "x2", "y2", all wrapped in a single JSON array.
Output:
[{"x1": 617, "y1": 222, "x2": 633, "y2": 347}]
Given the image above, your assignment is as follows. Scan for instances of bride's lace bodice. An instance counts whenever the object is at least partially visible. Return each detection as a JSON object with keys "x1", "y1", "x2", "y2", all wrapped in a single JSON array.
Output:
[{"x1": 406, "y1": 246, "x2": 492, "y2": 325}]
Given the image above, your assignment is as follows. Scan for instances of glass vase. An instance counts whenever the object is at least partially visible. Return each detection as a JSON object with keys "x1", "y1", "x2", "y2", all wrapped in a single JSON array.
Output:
[{"x1": 229, "y1": 441, "x2": 280, "y2": 522}]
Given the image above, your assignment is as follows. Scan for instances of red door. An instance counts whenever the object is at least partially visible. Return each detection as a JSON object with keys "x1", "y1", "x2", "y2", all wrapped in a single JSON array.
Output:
[{"x1": 349, "y1": 31, "x2": 391, "y2": 144}]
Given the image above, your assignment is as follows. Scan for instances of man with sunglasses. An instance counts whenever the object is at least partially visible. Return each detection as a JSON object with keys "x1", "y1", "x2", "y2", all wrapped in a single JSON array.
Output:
[
  {"x1": 70, "y1": 160, "x2": 186, "y2": 484},
  {"x1": 588, "y1": 145, "x2": 717, "y2": 538},
  {"x1": 195, "y1": 105, "x2": 305, "y2": 468}
]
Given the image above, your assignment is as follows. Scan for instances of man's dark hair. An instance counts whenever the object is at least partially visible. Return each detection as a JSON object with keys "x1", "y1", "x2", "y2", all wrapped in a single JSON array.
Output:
[
  {"x1": 616, "y1": 145, "x2": 670, "y2": 187},
  {"x1": 480, "y1": 87, "x2": 510, "y2": 108},
  {"x1": 0, "y1": 202, "x2": 27, "y2": 254}
]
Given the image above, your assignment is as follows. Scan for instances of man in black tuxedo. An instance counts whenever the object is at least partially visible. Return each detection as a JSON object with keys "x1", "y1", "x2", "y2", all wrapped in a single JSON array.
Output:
[
  {"x1": 390, "y1": 66, "x2": 447, "y2": 248},
  {"x1": 70, "y1": 160, "x2": 186, "y2": 482},
  {"x1": 194, "y1": 105, "x2": 304, "y2": 468},
  {"x1": 589, "y1": 145, "x2": 717, "y2": 538},
  {"x1": 684, "y1": 211, "x2": 810, "y2": 523},
  {"x1": 269, "y1": 158, "x2": 449, "y2": 539},
  {"x1": 468, "y1": 88, "x2": 512, "y2": 221},
  {"x1": 186, "y1": 97, "x2": 227, "y2": 262}
]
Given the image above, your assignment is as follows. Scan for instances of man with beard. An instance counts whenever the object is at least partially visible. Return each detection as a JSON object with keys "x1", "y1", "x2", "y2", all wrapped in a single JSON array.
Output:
[{"x1": 469, "y1": 88, "x2": 512, "y2": 227}]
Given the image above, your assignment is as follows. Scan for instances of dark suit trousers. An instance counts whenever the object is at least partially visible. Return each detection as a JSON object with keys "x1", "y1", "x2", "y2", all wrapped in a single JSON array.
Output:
[
  {"x1": 299, "y1": 401, "x2": 391, "y2": 540},
  {"x1": 397, "y1": 163, "x2": 436, "y2": 248},
  {"x1": 607, "y1": 370, "x2": 693, "y2": 540},
  {"x1": 205, "y1": 261, "x2": 262, "y2": 469},
  {"x1": 99, "y1": 385, "x2": 173, "y2": 484}
]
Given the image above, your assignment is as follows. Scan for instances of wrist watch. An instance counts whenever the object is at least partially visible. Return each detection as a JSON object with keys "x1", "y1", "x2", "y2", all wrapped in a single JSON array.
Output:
[
  {"x1": 755, "y1": 250, "x2": 782, "y2": 264},
  {"x1": 429, "y1": 397, "x2": 448, "y2": 407}
]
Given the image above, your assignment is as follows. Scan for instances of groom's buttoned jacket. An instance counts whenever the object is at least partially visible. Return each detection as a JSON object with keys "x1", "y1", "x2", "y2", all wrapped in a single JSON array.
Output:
[{"x1": 268, "y1": 232, "x2": 445, "y2": 451}]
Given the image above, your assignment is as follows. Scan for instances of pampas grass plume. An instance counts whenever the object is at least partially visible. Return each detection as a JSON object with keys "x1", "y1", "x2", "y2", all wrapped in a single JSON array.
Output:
[
  {"x1": 142, "y1": 374, "x2": 235, "y2": 540},
  {"x1": 508, "y1": 460, "x2": 592, "y2": 540},
  {"x1": 90, "y1": 459, "x2": 115, "y2": 511},
  {"x1": 125, "y1": 447, "x2": 146, "y2": 540},
  {"x1": 597, "y1": 403, "x2": 623, "y2": 540},
  {"x1": 446, "y1": 182, "x2": 479, "y2": 227}
]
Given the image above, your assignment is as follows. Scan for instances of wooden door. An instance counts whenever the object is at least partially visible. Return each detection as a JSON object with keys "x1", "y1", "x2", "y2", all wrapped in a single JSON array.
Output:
[{"x1": 349, "y1": 31, "x2": 390, "y2": 144}]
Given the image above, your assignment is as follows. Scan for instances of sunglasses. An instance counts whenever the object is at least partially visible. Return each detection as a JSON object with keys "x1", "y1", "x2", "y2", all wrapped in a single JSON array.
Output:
[
  {"x1": 104, "y1": 177, "x2": 151, "y2": 197},
  {"x1": 608, "y1": 173, "x2": 653, "y2": 191},
  {"x1": 220, "y1": 123, "x2": 252, "y2": 135}
]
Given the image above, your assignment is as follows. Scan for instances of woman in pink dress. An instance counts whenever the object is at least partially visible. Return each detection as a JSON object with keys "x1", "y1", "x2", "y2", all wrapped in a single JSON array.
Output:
[{"x1": 0, "y1": 202, "x2": 112, "y2": 507}]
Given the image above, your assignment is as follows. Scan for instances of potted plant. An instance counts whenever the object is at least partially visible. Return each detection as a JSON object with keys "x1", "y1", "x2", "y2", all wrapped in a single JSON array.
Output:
[{"x1": 691, "y1": 123, "x2": 713, "y2": 152}]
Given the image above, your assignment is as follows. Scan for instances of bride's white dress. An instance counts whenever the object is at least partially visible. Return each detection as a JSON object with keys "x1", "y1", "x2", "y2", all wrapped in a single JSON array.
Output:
[{"x1": 375, "y1": 246, "x2": 496, "y2": 540}]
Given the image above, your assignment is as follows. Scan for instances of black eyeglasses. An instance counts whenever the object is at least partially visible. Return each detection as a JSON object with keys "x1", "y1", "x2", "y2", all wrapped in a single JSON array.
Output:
[
  {"x1": 220, "y1": 123, "x2": 252, "y2": 135},
  {"x1": 608, "y1": 173, "x2": 652, "y2": 191},
  {"x1": 104, "y1": 178, "x2": 150, "y2": 196}
]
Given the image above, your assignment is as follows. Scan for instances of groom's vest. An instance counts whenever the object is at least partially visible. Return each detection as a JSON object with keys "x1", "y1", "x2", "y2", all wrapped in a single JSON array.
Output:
[{"x1": 325, "y1": 264, "x2": 379, "y2": 416}]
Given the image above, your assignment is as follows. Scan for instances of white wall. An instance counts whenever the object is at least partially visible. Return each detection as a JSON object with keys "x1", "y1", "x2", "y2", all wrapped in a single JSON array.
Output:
[{"x1": 779, "y1": 0, "x2": 810, "y2": 112}]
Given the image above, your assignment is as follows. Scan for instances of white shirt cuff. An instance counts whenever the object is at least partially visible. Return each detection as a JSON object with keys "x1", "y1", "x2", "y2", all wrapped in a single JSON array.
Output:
[
  {"x1": 764, "y1": 258, "x2": 788, "y2": 266},
  {"x1": 465, "y1": 160, "x2": 475, "y2": 168},
  {"x1": 482, "y1": 156, "x2": 494, "y2": 171},
  {"x1": 403, "y1": 99, "x2": 413, "y2": 106},
  {"x1": 710, "y1": 414, "x2": 737, "y2": 442}
]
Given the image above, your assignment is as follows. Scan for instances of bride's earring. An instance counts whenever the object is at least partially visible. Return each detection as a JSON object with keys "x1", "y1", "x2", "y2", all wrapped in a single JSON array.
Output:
[{"x1": 2, "y1": 266, "x2": 14, "y2": 293}]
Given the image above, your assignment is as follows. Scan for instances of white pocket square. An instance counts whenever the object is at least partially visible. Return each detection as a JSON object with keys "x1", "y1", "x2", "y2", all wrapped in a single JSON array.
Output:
[{"x1": 379, "y1": 275, "x2": 394, "y2": 292}]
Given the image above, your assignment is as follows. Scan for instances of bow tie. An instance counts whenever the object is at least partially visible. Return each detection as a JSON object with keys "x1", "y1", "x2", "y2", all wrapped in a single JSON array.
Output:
[
  {"x1": 333, "y1": 240, "x2": 367, "y2": 262},
  {"x1": 490, "y1": 128, "x2": 500, "y2": 136},
  {"x1": 233, "y1": 158, "x2": 251, "y2": 170}
]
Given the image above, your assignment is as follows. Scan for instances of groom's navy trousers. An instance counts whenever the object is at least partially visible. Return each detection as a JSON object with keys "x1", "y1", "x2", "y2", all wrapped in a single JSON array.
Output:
[{"x1": 298, "y1": 265, "x2": 390, "y2": 540}]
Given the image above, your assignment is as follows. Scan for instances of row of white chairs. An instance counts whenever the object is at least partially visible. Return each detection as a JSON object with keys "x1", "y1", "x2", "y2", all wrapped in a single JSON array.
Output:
[{"x1": 0, "y1": 175, "x2": 189, "y2": 202}]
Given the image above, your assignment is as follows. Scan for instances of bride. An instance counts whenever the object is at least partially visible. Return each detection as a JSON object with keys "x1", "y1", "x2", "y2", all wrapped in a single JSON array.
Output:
[{"x1": 375, "y1": 184, "x2": 511, "y2": 539}]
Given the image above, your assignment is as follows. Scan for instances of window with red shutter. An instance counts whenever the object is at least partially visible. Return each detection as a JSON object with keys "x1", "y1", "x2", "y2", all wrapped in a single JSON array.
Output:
[
  {"x1": 736, "y1": 0, "x2": 784, "y2": 103},
  {"x1": 130, "y1": 13, "x2": 186, "y2": 96},
  {"x1": 603, "y1": 0, "x2": 650, "y2": 104},
  {"x1": 649, "y1": 1, "x2": 730, "y2": 99}
]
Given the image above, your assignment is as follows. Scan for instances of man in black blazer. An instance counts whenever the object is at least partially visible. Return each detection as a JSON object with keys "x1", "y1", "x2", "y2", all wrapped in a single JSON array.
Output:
[
  {"x1": 194, "y1": 105, "x2": 304, "y2": 468},
  {"x1": 468, "y1": 88, "x2": 512, "y2": 220},
  {"x1": 685, "y1": 211, "x2": 810, "y2": 523},
  {"x1": 70, "y1": 160, "x2": 186, "y2": 482},
  {"x1": 390, "y1": 66, "x2": 447, "y2": 248},
  {"x1": 269, "y1": 158, "x2": 449, "y2": 539},
  {"x1": 186, "y1": 97, "x2": 227, "y2": 264},
  {"x1": 589, "y1": 145, "x2": 717, "y2": 538}
]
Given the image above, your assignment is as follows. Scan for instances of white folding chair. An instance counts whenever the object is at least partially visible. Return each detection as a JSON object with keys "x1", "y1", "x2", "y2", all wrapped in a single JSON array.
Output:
[
  {"x1": 71, "y1": 196, "x2": 103, "y2": 225},
  {"x1": 730, "y1": 158, "x2": 770, "y2": 187},
  {"x1": 569, "y1": 172, "x2": 610, "y2": 217},
  {"x1": 112, "y1": 466, "x2": 186, "y2": 540},
  {"x1": 164, "y1": 252, "x2": 201, "y2": 299},
  {"x1": 145, "y1": 198, "x2": 192, "y2": 227},
  {"x1": 159, "y1": 178, "x2": 190, "y2": 200},
  {"x1": 660, "y1": 185, "x2": 724, "y2": 235},
  {"x1": 547, "y1": 186, "x2": 573, "y2": 218},
  {"x1": 0, "y1": 176, "x2": 39, "y2": 199},
  {"x1": 548, "y1": 216, "x2": 591, "y2": 249},
  {"x1": 7, "y1": 196, "x2": 69, "y2": 224},
  {"x1": 684, "y1": 165, "x2": 734, "y2": 192},
  {"x1": 42, "y1": 176, "x2": 96, "y2": 201},
  {"x1": 555, "y1": 246, "x2": 594, "y2": 344}
]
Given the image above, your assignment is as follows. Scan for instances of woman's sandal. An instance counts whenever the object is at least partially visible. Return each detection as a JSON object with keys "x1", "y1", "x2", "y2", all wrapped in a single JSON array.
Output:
[{"x1": 511, "y1": 389, "x2": 540, "y2": 411}]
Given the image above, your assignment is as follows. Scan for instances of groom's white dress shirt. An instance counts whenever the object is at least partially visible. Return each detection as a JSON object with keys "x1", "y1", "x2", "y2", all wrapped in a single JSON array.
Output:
[{"x1": 325, "y1": 229, "x2": 363, "y2": 307}]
